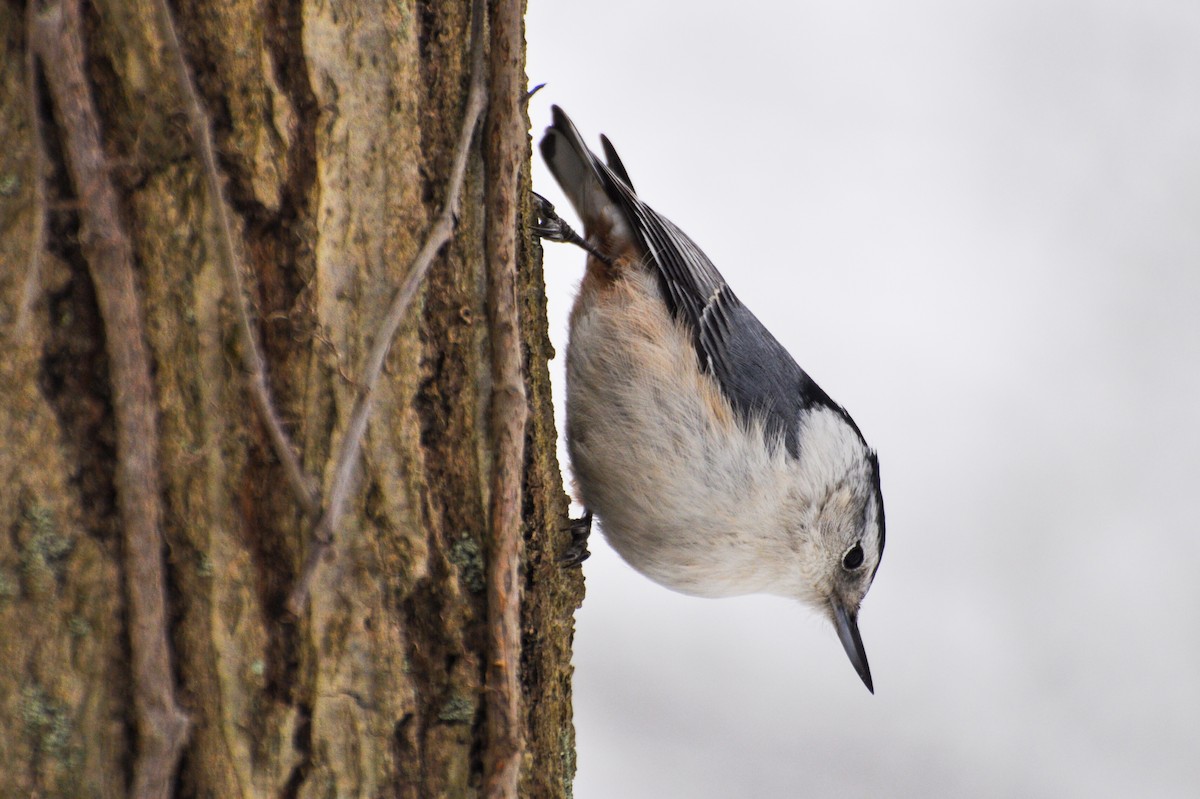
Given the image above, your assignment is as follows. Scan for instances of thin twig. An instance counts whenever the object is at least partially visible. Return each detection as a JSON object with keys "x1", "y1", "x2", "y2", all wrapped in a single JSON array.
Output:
[
  {"x1": 17, "y1": 0, "x2": 47, "y2": 337},
  {"x1": 285, "y1": 0, "x2": 491, "y2": 616},
  {"x1": 30, "y1": 3, "x2": 191, "y2": 797},
  {"x1": 150, "y1": 0, "x2": 320, "y2": 514},
  {"x1": 482, "y1": 0, "x2": 529, "y2": 795}
]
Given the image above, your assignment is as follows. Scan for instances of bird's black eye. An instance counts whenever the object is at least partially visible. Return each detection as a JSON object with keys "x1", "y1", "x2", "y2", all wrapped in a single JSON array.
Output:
[{"x1": 842, "y1": 543, "x2": 864, "y2": 570}]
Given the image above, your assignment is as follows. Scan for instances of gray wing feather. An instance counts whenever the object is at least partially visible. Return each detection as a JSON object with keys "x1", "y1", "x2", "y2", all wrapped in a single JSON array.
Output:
[{"x1": 604, "y1": 180, "x2": 836, "y2": 457}]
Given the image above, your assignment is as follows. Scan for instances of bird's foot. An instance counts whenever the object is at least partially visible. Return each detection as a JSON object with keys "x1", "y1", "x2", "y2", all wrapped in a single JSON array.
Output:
[
  {"x1": 558, "y1": 508, "x2": 593, "y2": 567},
  {"x1": 532, "y1": 193, "x2": 613, "y2": 266},
  {"x1": 531, "y1": 192, "x2": 576, "y2": 242}
]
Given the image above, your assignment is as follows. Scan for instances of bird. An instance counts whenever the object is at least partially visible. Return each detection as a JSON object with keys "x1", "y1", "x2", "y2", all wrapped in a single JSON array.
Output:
[{"x1": 536, "y1": 105, "x2": 885, "y2": 692}]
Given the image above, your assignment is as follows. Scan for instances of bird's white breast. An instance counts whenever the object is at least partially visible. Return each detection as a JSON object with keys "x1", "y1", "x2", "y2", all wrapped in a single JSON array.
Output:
[{"x1": 565, "y1": 269, "x2": 802, "y2": 598}]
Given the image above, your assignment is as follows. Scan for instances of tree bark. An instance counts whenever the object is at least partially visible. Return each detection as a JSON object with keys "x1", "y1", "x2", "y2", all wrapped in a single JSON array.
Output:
[{"x1": 0, "y1": 0, "x2": 583, "y2": 797}]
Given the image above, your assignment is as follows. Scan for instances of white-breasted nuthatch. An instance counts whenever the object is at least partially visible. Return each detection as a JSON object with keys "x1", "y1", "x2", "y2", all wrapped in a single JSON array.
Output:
[{"x1": 537, "y1": 106, "x2": 885, "y2": 692}]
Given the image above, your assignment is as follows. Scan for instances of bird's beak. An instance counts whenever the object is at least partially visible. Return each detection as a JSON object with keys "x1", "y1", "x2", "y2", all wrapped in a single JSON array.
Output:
[{"x1": 831, "y1": 598, "x2": 874, "y2": 694}]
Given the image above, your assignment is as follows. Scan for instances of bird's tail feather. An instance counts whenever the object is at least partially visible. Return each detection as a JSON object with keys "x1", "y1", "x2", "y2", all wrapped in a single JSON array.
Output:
[{"x1": 539, "y1": 105, "x2": 634, "y2": 235}]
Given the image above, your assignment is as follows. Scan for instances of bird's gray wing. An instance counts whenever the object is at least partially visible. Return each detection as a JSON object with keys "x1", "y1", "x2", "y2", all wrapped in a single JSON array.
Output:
[
  {"x1": 606, "y1": 181, "x2": 846, "y2": 458},
  {"x1": 540, "y1": 106, "x2": 850, "y2": 457}
]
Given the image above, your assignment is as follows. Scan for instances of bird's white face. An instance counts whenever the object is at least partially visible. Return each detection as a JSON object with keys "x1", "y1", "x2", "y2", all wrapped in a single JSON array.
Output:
[
  {"x1": 785, "y1": 464, "x2": 882, "y2": 603},
  {"x1": 821, "y1": 484, "x2": 884, "y2": 596},
  {"x1": 782, "y1": 406, "x2": 885, "y2": 691}
]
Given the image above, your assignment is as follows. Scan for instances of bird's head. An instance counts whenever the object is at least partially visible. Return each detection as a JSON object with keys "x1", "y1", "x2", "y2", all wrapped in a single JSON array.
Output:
[{"x1": 782, "y1": 406, "x2": 885, "y2": 693}]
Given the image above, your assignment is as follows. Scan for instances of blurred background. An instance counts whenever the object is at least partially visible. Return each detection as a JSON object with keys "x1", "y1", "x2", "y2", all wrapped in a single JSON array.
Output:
[{"x1": 525, "y1": 1, "x2": 1200, "y2": 797}]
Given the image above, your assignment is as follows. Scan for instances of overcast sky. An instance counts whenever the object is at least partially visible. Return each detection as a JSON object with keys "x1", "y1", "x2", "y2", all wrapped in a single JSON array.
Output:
[{"x1": 525, "y1": 2, "x2": 1200, "y2": 797}]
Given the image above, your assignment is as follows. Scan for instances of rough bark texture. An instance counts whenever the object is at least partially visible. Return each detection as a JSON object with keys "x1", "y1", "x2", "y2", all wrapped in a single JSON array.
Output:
[{"x1": 0, "y1": 0, "x2": 583, "y2": 797}]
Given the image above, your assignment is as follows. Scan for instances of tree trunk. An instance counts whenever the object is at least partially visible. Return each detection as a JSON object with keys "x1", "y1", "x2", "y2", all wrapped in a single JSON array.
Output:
[{"x1": 0, "y1": 0, "x2": 582, "y2": 797}]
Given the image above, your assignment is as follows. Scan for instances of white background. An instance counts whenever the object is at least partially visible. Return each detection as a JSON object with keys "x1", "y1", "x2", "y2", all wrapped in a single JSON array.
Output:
[{"x1": 525, "y1": 2, "x2": 1200, "y2": 796}]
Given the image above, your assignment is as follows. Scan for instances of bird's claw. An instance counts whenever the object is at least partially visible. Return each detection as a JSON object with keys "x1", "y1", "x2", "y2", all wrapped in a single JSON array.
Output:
[
  {"x1": 558, "y1": 509, "x2": 593, "y2": 567},
  {"x1": 532, "y1": 193, "x2": 614, "y2": 266},
  {"x1": 532, "y1": 192, "x2": 573, "y2": 242}
]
